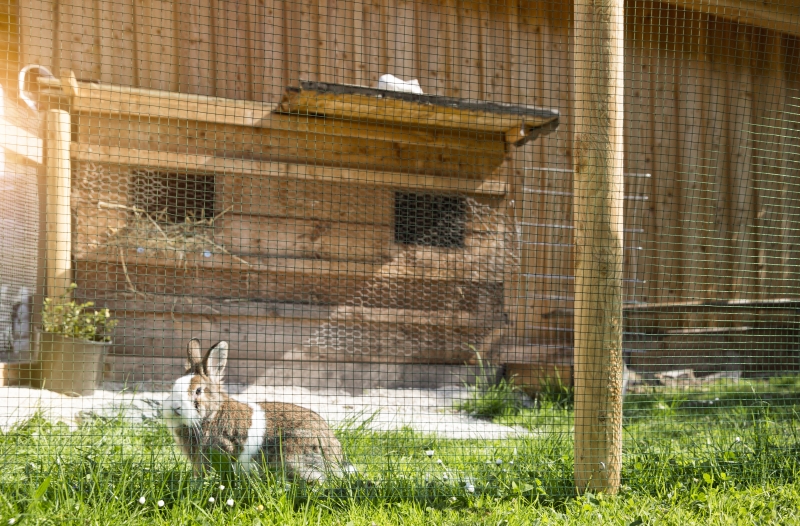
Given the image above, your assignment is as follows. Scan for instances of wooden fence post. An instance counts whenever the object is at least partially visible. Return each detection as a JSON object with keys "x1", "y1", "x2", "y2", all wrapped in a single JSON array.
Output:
[
  {"x1": 45, "y1": 109, "x2": 72, "y2": 301},
  {"x1": 572, "y1": 0, "x2": 625, "y2": 494}
]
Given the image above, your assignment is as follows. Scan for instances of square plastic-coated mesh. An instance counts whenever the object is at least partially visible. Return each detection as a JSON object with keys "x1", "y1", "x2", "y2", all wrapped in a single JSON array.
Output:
[{"x1": 1, "y1": 0, "x2": 800, "y2": 522}]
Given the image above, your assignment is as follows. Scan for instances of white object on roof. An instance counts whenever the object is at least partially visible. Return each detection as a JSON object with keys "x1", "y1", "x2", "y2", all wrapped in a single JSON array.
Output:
[{"x1": 377, "y1": 74, "x2": 424, "y2": 95}]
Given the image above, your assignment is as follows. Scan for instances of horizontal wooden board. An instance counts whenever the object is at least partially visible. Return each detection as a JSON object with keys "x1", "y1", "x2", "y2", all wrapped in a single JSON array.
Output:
[
  {"x1": 75, "y1": 248, "x2": 506, "y2": 307},
  {"x1": 79, "y1": 292, "x2": 503, "y2": 331},
  {"x1": 217, "y1": 214, "x2": 513, "y2": 263},
  {"x1": 277, "y1": 80, "x2": 560, "y2": 144},
  {"x1": 219, "y1": 174, "x2": 396, "y2": 220},
  {"x1": 71, "y1": 80, "x2": 277, "y2": 126},
  {"x1": 77, "y1": 293, "x2": 333, "y2": 319},
  {"x1": 75, "y1": 253, "x2": 373, "y2": 304},
  {"x1": 221, "y1": 174, "x2": 507, "y2": 221},
  {"x1": 74, "y1": 109, "x2": 507, "y2": 178},
  {"x1": 662, "y1": 0, "x2": 800, "y2": 39},
  {"x1": 218, "y1": 215, "x2": 393, "y2": 261},
  {"x1": 106, "y1": 311, "x2": 322, "y2": 361},
  {"x1": 73, "y1": 143, "x2": 509, "y2": 193}
]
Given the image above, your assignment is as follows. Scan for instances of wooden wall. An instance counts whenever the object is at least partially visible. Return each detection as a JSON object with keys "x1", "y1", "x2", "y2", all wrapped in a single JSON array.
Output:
[{"x1": 16, "y1": 0, "x2": 800, "y2": 343}]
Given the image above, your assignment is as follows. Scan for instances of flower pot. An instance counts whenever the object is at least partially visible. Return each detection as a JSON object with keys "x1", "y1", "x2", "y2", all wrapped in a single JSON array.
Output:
[{"x1": 37, "y1": 332, "x2": 108, "y2": 396}]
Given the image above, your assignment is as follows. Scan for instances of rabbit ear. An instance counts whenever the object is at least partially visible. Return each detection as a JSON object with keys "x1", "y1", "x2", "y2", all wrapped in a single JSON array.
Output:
[
  {"x1": 186, "y1": 339, "x2": 203, "y2": 371},
  {"x1": 203, "y1": 341, "x2": 228, "y2": 380}
]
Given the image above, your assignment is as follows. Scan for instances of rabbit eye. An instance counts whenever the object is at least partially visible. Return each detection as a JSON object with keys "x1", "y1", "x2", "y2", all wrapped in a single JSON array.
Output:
[{"x1": 195, "y1": 387, "x2": 203, "y2": 396}]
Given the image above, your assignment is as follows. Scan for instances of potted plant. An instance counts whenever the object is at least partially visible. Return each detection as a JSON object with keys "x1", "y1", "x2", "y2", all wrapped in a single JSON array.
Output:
[{"x1": 38, "y1": 284, "x2": 118, "y2": 396}]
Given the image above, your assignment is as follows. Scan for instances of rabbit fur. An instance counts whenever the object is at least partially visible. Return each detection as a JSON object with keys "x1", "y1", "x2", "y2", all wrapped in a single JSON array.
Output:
[{"x1": 164, "y1": 339, "x2": 349, "y2": 483}]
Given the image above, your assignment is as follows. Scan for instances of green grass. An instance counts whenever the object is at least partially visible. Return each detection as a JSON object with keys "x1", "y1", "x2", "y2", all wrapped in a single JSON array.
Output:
[{"x1": 1, "y1": 377, "x2": 800, "y2": 524}]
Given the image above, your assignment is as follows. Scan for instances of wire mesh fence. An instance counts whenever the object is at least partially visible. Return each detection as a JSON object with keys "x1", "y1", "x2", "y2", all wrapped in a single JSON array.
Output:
[{"x1": 1, "y1": 0, "x2": 800, "y2": 521}]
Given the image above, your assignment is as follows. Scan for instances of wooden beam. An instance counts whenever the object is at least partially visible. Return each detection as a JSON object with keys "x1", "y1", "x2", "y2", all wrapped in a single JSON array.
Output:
[
  {"x1": 277, "y1": 80, "x2": 560, "y2": 145},
  {"x1": 573, "y1": 0, "x2": 625, "y2": 495},
  {"x1": 45, "y1": 110, "x2": 72, "y2": 301},
  {"x1": 71, "y1": 143, "x2": 508, "y2": 196},
  {"x1": 47, "y1": 78, "x2": 277, "y2": 126},
  {"x1": 661, "y1": 0, "x2": 800, "y2": 38}
]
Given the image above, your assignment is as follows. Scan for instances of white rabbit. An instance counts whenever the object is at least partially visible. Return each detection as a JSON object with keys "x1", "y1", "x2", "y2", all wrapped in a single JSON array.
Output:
[{"x1": 164, "y1": 339, "x2": 350, "y2": 483}]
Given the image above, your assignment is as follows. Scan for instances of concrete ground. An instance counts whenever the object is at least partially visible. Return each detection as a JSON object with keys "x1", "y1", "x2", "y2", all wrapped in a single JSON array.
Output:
[{"x1": 0, "y1": 382, "x2": 531, "y2": 440}]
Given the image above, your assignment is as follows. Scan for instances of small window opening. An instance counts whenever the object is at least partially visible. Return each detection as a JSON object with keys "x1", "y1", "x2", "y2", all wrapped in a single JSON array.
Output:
[
  {"x1": 394, "y1": 192, "x2": 466, "y2": 248},
  {"x1": 132, "y1": 171, "x2": 216, "y2": 223}
]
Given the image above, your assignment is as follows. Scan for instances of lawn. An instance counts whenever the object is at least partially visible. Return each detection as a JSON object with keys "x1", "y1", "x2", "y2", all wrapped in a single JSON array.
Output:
[{"x1": 1, "y1": 377, "x2": 799, "y2": 525}]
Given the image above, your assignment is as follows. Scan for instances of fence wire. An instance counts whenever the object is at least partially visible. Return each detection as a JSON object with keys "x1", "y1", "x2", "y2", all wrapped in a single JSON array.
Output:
[{"x1": 1, "y1": 0, "x2": 800, "y2": 520}]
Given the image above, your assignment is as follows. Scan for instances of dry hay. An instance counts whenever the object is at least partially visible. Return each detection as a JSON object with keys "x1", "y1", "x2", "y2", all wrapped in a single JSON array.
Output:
[{"x1": 97, "y1": 201, "x2": 244, "y2": 267}]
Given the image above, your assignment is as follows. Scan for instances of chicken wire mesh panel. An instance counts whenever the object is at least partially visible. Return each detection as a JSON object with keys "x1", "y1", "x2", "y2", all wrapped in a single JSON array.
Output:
[{"x1": 0, "y1": 0, "x2": 799, "y2": 521}]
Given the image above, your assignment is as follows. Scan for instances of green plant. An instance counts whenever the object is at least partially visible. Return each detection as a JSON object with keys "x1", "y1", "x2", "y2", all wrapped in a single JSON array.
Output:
[
  {"x1": 41, "y1": 284, "x2": 118, "y2": 342},
  {"x1": 537, "y1": 371, "x2": 574, "y2": 409},
  {"x1": 455, "y1": 349, "x2": 524, "y2": 419}
]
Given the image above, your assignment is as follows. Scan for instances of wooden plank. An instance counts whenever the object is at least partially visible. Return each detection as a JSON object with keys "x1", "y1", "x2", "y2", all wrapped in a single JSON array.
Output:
[
  {"x1": 298, "y1": 0, "x2": 318, "y2": 82},
  {"x1": 675, "y1": 11, "x2": 710, "y2": 305},
  {"x1": 649, "y1": 6, "x2": 681, "y2": 304},
  {"x1": 77, "y1": 293, "x2": 333, "y2": 319},
  {"x1": 727, "y1": 19, "x2": 756, "y2": 301},
  {"x1": 762, "y1": 32, "x2": 789, "y2": 298},
  {"x1": 96, "y1": 0, "x2": 135, "y2": 85},
  {"x1": 135, "y1": 0, "x2": 177, "y2": 91},
  {"x1": 414, "y1": 0, "x2": 446, "y2": 96},
  {"x1": 59, "y1": 0, "x2": 96, "y2": 80},
  {"x1": 70, "y1": 80, "x2": 277, "y2": 125},
  {"x1": 74, "y1": 114, "x2": 507, "y2": 178},
  {"x1": 623, "y1": 2, "x2": 654, "y2": 305},
  {"x1": 352, "y1": 0, "x2": 365, "y2": 85},
  {"x1": 359, "y1": 0, "x2": 383, "y2": 86},
  {"x1": 218, "y1": 214, "x2": 394, "y2": 261},
  {"x1": 442, "y1": 0, "x2": 460, "y2": 98},
  {"x1": 482, "y1": 0, "x2": 508, "y2": 102},
  {"x1": 73, "y1": 143, "x2": 509, "y2": 195},
  {"x1": 220, "y1": 174, "x2": 395, "y2": 222},
  {"x1": 276, "y1": 81, "x2": 560, "y2": 140},
  {"x1": 213, "y1": 0, "x2": 249, "y2": 99},
  {"x1": 781, "y1": 39, "x2": 800, "y2": 296},
  {"x1": 330, "y1": 305, "x2": 500, "y2": 330},
  {"x1": 248, "y1": 0, "x2": 284, "y2": 103},
  {"x1": 317, "y1": 0, "x2": 332, "y2": 83},
  {"x1": 385, "y1": 0, "x2": 414, "y2": 81},
  {"x1": 750, "y1": 30, "x2": 787, "y2": 300},
  {"x1": 45, "y1": 110, "x2": 72, "y2": 300},
  {"x1": 19, "y1": 0, "x2": 55, "y2": 69},
  {"x1": 661, "y1": 0, "x2": 800, "y2": 39},
  {"x1": 217, "y1": 210, "x2": 514, "y2": 263},
  {"x1": 703, "y1": 18, "x2": 734, "y2": 303},
  {"x1": 509, "y1": 7, "x2": 540, "y2": 338},
  {"x1": 75, "y1": 251, "x2": 375, "y2": 304},
  {"x1": 176, "y1": 0, "x2": 214, "y2": 96},
  {"x1": 105, "y1": 311, "x2": 322, "y2": 361},
  {"x1": 458, "y1": 0, "x2": 482, "y2": 100},
  {"x1": 75, "y1": 252, "x2": 505, "y2": 306}
]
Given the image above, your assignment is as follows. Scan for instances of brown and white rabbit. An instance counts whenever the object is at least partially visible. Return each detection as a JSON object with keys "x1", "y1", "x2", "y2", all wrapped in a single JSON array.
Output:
[{"x1": 164, "y1": 339, "x2": 350, "y2": 483}]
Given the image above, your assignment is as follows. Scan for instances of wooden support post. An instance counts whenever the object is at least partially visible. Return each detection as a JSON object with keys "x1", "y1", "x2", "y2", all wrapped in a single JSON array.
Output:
[
  {"x1": 573, "y1": 0, "x2": 625, "y2": 494},
  {"x1": 45, "y1": 109, "x2": 72, "y2": 301}
]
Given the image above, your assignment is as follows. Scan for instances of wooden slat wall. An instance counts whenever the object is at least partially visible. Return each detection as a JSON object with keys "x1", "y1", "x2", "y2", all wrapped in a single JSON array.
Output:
[{"x1": 17, "y1": 0, "x2": 800, "y2": 338}]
